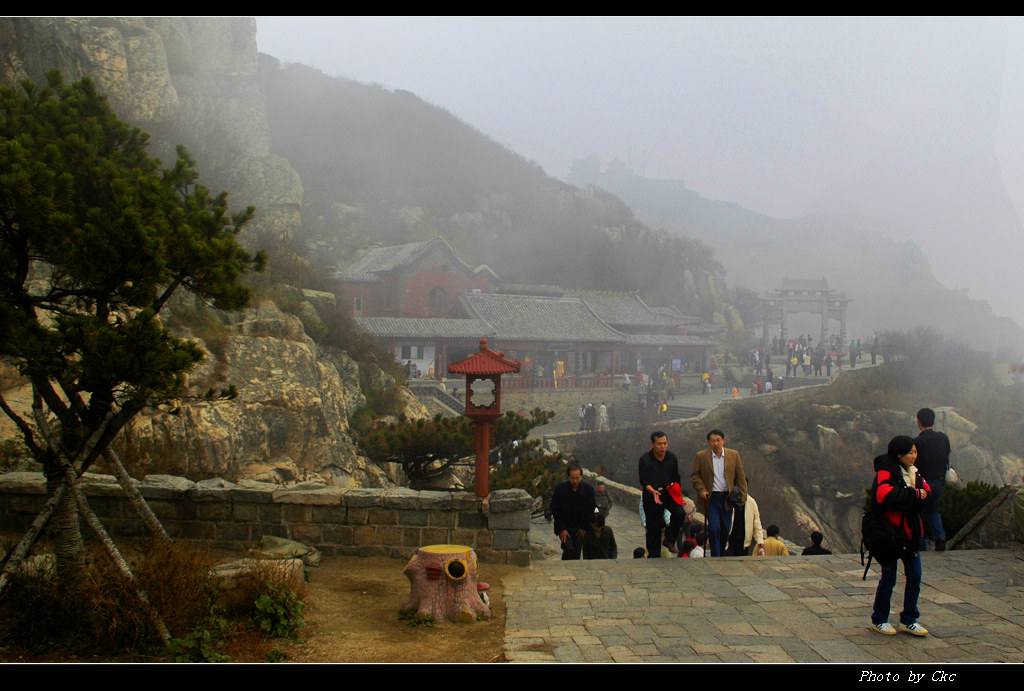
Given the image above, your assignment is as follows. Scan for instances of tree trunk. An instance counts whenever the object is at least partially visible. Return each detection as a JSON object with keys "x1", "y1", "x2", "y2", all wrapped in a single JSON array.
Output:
[
  {"x1": 46, "y1": 464, "x2": 86, "y2": 587},
  {"x1": 401, "y1": 544, "x2": 491, "y2": 623}
]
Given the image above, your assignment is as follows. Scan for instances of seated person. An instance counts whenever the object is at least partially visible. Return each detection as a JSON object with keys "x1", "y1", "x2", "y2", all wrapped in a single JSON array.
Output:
[
  {"x1": 582, "y1": 514, "x2": 618, "y2": 559},
  {"x1": 762, "y1": 524, "x2": 791, "y2": 556},
  {"x1": 801, "y1": 530, "x2": 832, "y2": 555}
]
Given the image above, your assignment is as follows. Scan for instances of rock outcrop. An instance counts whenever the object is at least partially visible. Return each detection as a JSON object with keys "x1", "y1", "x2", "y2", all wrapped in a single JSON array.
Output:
[
  {"x1": 0, "y1": 16, "x2": 301, "y2": 249},
  {"x1": 117, "y1": 299, "x2": 431, "y2": 487}
]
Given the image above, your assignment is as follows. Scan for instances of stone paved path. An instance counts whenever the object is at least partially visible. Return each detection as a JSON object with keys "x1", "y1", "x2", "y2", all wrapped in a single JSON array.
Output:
[{"x1": 502, "y1": 547, "x2": 1024, "y2": 663}]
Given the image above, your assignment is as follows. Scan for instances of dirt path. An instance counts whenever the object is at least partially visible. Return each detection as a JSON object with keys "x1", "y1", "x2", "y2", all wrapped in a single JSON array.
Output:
[
  {"x1": 0, "y1": 549, "x2": 521, "y2": 664},
  {"x1": 268, "y1": 555, "x2": 520, "y2": 663}
]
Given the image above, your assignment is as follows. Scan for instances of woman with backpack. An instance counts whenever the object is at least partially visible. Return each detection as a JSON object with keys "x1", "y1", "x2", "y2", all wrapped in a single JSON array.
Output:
[{"x1": 868, "y1": 435, "x2": 932, "y2": 636}]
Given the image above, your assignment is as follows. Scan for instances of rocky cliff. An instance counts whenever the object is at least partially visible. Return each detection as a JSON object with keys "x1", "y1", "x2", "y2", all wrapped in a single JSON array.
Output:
[
  {"x1": 0, "y1": 17, "x2": 419, "y2": 487},
  {"x1": 0, "y1": 16, "x2": 301, "y2": 247}
]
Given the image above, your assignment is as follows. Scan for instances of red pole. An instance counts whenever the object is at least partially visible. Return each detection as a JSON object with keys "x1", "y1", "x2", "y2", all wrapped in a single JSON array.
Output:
[{"x1": 474, "y1": 420, "x2": 490, "y2": 497}]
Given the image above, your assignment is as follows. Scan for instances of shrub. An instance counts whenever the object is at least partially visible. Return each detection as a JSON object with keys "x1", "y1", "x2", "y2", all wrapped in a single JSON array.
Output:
[
  {"x1": 252, "y1": 583, "x2": 305, "y2": 639},
  {"x1": 167, "y1": 612, "x2": 233, "y2": 663},
  {"x1": 0, "y1": 539, "x2": 218, "y2": 655},
  {"x1": 219, "y1": 557, "x2": 307, "y2": 631},
  {"x1": 941, "y1": 480, "x2": 1003, "y2": 538}
]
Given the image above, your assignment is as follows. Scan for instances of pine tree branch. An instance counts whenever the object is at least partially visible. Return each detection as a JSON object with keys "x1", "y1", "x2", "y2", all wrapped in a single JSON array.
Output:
[
  {"x1": 103, "y1": 447, "x2": 170, "y2": 541},
  {"x1": 0, "y1": 392, "x2": 42, "y2": 456},
  {"x1": 0, "y1": 482, "x2": 66, "y2": 600}
]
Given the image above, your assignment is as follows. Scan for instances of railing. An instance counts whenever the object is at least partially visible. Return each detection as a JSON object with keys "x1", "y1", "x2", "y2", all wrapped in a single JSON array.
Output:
[
  {"x1": 444, "y1": 373, "x2": 619, "y2": 391},
  {"x1": 499, "y1": 374, "x2": 616, "y2": 390}
]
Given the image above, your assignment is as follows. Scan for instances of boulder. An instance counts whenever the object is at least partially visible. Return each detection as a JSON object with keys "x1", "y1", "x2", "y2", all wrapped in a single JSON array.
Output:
[
  {"x1": 252, "y1": 535, "x2": 322, "y2": 567},
  {"x1": 816, "y1": 425, "x2": 843, "y2": 452}
]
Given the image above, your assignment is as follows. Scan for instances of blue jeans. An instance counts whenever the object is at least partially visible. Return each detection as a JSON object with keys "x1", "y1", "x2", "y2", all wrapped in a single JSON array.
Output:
[
  {"x1": 921, "y1": 481, "x2": 946, "y2": 547},
  {"x1": 872, "y1": 551, "x2": 922, "y2": 625},
  {"x1": 706, "y1": 492, "x2": 732, "y2": 557}
]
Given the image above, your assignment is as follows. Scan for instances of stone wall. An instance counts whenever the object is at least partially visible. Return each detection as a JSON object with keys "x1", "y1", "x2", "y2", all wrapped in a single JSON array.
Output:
[{"x1": 0, "y1": 473, "x2": 532, "y2": 566}]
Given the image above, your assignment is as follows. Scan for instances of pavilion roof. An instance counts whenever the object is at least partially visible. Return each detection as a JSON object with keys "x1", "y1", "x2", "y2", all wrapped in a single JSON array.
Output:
[{"x1": 448, "y1": 338, "x2": 521, "y2": 375}]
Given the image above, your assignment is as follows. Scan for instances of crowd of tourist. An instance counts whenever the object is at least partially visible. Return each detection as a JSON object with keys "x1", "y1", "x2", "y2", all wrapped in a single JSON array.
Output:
[{"x1": 550, "y1": 406, "x2": 948, "y2": 638}]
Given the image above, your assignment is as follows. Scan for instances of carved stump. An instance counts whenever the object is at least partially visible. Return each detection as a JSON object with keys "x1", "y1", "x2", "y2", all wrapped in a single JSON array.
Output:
[{"x1": 401, "y1": 544, "x2": 491, "y2": 623}]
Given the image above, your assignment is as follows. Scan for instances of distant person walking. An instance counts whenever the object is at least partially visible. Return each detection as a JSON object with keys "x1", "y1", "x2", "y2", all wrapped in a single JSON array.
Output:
[{"x1": 595, "y1": 482, "x2": 614, "y2": 519}]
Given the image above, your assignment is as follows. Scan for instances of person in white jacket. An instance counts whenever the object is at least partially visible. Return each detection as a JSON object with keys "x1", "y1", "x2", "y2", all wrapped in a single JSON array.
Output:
[{"x1": 728, "y1": 494, "x2": 766, "y2": 556}]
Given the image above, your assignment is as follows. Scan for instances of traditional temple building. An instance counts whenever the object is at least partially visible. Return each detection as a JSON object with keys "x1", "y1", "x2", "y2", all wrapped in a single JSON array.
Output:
[
  {"x1": 458, "y1": 291, "x2": 623, "y2": 384},
  {"x1": 336, "y1": 237, "x2": 497, "y2": 319},
  {"x1": 340, "y1": 238, "x2": 720, "y2": 386},
  {"x1": 565, "y1": 291, "x2": 722, "y2": 376}
]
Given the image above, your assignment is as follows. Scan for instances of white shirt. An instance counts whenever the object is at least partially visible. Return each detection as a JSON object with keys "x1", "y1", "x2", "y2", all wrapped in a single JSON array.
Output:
[{"x1": 712, "y1": 451, "x2": 728, "y2": 492}]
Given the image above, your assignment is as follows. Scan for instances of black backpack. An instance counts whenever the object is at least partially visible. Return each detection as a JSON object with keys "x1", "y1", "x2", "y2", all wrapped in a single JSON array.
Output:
[{"x1": 860, "y1": 507, "x2": 905, "y2": 579}]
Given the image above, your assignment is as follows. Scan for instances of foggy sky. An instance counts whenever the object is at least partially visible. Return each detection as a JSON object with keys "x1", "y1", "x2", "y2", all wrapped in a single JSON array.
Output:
[{"x1": 255, "y1": 16, "x2": 1024, "y2": 326}]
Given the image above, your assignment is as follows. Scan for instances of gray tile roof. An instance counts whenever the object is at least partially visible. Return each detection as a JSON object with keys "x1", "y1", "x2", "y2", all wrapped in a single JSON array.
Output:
[
  {"x1": 459, "y1": 292, "x2": 624, "y2": 343},
  {"x1": 333, "y1": 271, "x2": 381, "y2": 282},
  {"x1": 496, "y1": 284, "x2": 565, "y2": 297},
  {"x1": 624, "y1": 334, "x2": 720, "y2": 347},
  {"x1": 649, "y1": 305, "x2": 703, "y2": 325},
  {"x1": 342, "y1": 239, "x2": 434, "y2": 274},
  {"x1": 355, "y1": 317, "x2": 495, "y2": 339},
  {"x1": 337, "y1": 237, "x2": 497, "y2": 281},
  {"x1": 779, "y1": 277, "x2": 831, "y2": 292},
  {"x1": 568, "y1": 290, "x2": 672, "y2": 329}
]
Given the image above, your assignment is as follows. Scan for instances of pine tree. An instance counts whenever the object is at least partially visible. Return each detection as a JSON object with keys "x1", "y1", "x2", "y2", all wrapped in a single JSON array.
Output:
[
  {"x1": 357, "y1": 408, "x2": 555, "y2": 488},
  {"x1": 0, "y1": 71, "x2": 264, "y2": 596}
]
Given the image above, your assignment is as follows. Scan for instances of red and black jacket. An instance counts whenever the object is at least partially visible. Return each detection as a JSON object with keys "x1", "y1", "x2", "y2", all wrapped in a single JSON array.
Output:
[{"x1": 871, "y1": 453, "x2": 930, "y2": 549}]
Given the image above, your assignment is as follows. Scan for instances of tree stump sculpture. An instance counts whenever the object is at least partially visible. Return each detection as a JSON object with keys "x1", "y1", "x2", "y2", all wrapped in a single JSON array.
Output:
[{"x1": 401, "y1": 544, "x2": 491, "y2": 623}]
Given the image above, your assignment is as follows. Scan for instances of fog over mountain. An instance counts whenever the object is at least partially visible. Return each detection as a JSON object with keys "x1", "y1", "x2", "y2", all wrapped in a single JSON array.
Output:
[{"x1": 256, "y1": 16, "x2": 1024, "y2": 328}]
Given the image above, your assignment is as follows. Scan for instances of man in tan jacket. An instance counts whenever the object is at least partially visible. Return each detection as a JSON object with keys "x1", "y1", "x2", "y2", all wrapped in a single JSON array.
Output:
[
  {"x1": 692, "y1": 429, "x2": 748, "y2": 557},
  {"x1": 762, "y1": 525, "x2": 791, "y2": 556}
]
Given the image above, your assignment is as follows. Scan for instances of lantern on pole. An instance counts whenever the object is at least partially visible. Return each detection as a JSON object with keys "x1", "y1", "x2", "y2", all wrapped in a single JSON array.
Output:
[{"x1": 448, "y1": 338, "x2": 521, "y2": 497}]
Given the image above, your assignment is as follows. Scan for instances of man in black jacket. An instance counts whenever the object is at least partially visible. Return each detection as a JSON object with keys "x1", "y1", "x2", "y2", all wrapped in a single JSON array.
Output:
[
  {"x1": 550, "y1": 463, "x2": 597, "y2": 560},
  {"x1": 639, "y1": 431, "x2": 686, "y2": 558},
  {"x1": 914, "y1": 408, "x2": 951, "y2": 551}
]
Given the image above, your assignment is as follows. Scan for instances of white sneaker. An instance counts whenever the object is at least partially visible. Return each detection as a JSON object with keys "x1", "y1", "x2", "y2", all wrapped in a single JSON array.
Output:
[
  {"x1": 871, "y1": 622, "x2": 897, "y2": 636},
  {"x1": 899, "y1": 622, "x2": 929, "y2": 637}
]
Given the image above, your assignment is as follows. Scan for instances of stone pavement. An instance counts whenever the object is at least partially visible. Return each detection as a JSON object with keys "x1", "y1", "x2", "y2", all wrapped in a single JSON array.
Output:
[{"x1": 501, "y1": 546, "x2": 1024, "y2": 663}]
